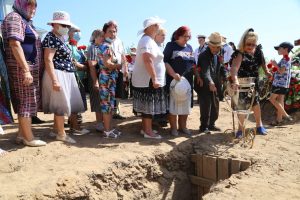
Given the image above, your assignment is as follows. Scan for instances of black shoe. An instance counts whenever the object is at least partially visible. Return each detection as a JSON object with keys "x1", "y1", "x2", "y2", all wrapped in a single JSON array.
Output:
[
  {"x1": 32, "y1": 116, "x2": 46, "y2": 124},
  {"x1": 113, "y1": 114, "x2": 126, "y2": 120},
  {"x1": 208, "y1": 125, "x2": 221, "y2": 132},
  {"x1": 199, "y1": 128, "x2": 211, "y2": 134}
]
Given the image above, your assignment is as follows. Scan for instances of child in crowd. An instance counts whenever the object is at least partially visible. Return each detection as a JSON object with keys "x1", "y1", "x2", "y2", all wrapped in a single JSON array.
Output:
[{"x1": 269, "y1": 42, "x2": 294, "y2": 125}]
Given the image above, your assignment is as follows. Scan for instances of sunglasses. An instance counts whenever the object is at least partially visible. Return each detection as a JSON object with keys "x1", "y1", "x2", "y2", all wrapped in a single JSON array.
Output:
[{"x1": 245, "y1": 43, "x2": 257, "y2": 47}]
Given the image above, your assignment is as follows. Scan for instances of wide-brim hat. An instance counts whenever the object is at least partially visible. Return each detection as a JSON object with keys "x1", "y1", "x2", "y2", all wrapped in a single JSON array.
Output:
[
  {"x1": 208, "y1": 32, "x2": 222, "y2": 47},
  {"x1": 170, "y1": 77, "x2": 191, "y2": 102},
  {"x1": 47, "y1": 11, "x2": 78, "y2": 29},
  {"x1": 137, "y1": 16, "x2": 166, "y2": 36}
]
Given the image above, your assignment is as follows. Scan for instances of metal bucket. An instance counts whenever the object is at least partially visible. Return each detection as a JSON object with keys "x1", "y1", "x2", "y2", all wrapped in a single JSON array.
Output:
[{"x1": 231, "y1": 82, "x2": 256, "y2": 111}]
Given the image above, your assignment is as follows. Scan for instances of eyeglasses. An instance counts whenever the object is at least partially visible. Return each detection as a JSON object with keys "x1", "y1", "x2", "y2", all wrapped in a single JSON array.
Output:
[
  {"x1": 182, "y1": 35, "x2": 191, "y2": 39},
  {"x1": 60, "y1": 24, "x2": 70, "y2": 28},
  {"x1": 245, "y1": 43, "x2": 257, "y2": 47}
]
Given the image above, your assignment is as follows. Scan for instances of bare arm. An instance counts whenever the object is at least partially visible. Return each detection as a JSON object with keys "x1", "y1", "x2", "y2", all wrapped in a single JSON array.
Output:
[
  {"x1": 165, "y1": 62, "x2": 180, "y2": 81},
  {"x1": 88, "y1": 60, "x2": 99, "y2": 88},
  {"x1": 44, "y1": 48, "x2": 60, "y2": 91},
  {"x1": 74, "y1": 61, "x2": 87, "y2": 71},
  {"x1": 230, "y1": 53, "x2": 242, "y2": 84},
  {"x1": 103, "y1": 55, "x2": 121, "y2": 71},
  {"x1": 142, "y1": 52, "x2": 160, "y2": 88}
]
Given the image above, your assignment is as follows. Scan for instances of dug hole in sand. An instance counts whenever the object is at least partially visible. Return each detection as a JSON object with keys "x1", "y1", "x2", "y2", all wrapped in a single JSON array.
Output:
[{"x1": 0, "y1": 99, "x2": 299, "y2": 200}]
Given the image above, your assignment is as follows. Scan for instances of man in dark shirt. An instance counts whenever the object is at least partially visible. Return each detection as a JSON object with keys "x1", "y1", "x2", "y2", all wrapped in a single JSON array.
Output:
[{"x1": 195, "y1": 32, "x2": 225, "y2": 134}]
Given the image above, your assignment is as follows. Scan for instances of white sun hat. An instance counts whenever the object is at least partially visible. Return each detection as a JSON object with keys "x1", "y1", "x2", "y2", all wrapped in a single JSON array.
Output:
[
  {"x1": 137, "y1": 16, "x2": 166, "y2": 36},
  {"x1": 170, "y1": 77, "x2": 191, "y2": 102},
  {"x1": 47, "y1": 11, "x2": 78, "y2": 29}
]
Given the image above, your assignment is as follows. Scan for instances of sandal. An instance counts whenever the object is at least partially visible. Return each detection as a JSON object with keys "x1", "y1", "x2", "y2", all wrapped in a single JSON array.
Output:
[
  {"x1": 104, "y1": 130, "x2": 118, "y2": 139},
  {"x1": 270, "y1": 120, "x2": 283, "y2": 126}
]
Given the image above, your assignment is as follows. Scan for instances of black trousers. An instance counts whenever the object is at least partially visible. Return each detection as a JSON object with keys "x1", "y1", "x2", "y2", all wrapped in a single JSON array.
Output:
[{"x1": 198, "y1": 89, "x2": 219, "y2": 129}]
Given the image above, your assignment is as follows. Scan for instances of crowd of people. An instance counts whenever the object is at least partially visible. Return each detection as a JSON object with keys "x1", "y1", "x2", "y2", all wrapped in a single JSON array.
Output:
[{"x1": 0, "y1": 0, "x2": 298, "y2": 155}]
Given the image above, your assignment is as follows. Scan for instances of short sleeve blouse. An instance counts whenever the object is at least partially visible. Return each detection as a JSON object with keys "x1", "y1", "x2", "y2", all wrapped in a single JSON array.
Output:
[{"x1": 42, "y1": 32, "x2": 75, "y2": 72}]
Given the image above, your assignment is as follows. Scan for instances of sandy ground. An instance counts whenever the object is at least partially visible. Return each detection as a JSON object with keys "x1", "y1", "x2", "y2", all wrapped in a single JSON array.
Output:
[{"x1": 0, "y1": 97, "x2": 299, "y2": 200}]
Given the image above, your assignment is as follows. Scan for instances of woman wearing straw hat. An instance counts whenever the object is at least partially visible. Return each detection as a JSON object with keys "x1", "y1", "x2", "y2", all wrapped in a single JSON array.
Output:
[
  {"x1": 1, "y1": 0, "x2": 46, "y2": 147},
  {"x1": 42, "y1": 11, "x2": 85, "y2": 144},
  {"x1": 132, "y1": 16, "x2": 167, "y2": 139}
]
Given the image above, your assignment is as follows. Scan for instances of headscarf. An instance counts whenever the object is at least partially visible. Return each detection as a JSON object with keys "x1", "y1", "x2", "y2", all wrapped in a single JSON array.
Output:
[{"x1": 12, "y1": 0, "x2": 37, "y2": 20}]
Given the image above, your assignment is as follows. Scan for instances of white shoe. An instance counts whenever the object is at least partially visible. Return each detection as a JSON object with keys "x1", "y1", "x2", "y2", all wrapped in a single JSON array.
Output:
[
  {"x1": 16, "y1": 136, "x2": 41, "y2": 144},
  {"x1": 95, "y1": 122, "x2": 104, "y2": 132},
  {"x1": 140, "y1": 129, "x2": 158, "y2": 135},
  {"x1": 56, "y1": 134, "x2": 76, "y2": 144},
  {"x1": 23, "y1": 139, "x2": 46, "y2": 147},
  {"x1": 71, "y1": 128, "x2": 90, "y2": 136},
  {"x1": 144, "y1": 133, "x2": 162, "y2": 139},
  {"x1": 0, "y1": 126, "x2": 4, "y2": 135}
]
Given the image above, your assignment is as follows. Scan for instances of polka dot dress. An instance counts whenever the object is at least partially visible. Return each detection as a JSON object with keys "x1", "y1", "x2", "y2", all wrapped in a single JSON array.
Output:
[{"x1": 42, "y1": 32, "x2": 75, "y2": 72}]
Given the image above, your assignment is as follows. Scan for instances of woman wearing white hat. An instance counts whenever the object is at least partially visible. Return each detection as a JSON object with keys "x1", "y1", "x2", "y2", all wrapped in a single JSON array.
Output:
[
  {"x1": 42, "y1": 11, "x2": 85, "y2": 143},
  {"x1": 132, "y1": 16, "x2": 167, "y2": 139}
]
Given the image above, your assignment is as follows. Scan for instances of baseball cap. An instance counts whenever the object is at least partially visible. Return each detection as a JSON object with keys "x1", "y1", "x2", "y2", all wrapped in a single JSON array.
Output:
[{"x1": 274, "y1": 42, "x2": 294, "y2": 52}]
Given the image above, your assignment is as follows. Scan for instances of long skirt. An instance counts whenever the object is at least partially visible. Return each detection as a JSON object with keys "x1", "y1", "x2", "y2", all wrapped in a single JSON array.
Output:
[
  {"x1": 132, "y1": 83, "x2": 167, "y2": 116},
  {"x1": 42, "y1": 69, "x2": 84, "y2": 116}
]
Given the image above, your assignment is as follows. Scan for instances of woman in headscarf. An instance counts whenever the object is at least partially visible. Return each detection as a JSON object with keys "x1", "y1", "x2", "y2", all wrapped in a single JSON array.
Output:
[{"x1": 1, "y1": 0, "x2": 46, "y2": 147}]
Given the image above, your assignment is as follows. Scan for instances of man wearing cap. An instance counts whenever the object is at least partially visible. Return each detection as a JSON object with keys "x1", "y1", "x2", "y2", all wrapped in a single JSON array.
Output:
[
  {"x1": 195, "y1": 32, "x2": 225, "y2": 134},
  {"x1": 269, "y1": 42, "x2": 294, "y2": 125},
  {"x1": 194, "y1": 35, "x2": 207, "y2": 65}
]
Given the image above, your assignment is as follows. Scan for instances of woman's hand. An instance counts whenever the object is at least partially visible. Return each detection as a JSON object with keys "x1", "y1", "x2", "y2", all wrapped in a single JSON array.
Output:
[
  {"x1": 173, "y1": 73, "x2": 181, "y2": 81},
  {"x1": 270, "y1": 59, "x2": 277, "y2": 66},
  {"x1": 52, "y1": 80, "x2": 61, "y2": 91},
  {"x1": 231, "y1": 82, "x2": 239, "y2": 91},
  {"x1": 23, "y1": 71, "x2": 33, "y2": 86},
  {"x1": 93, "y1": 81, "x2": 99, "y2": 90},
  {"x1": 152, "y1": 79, "x2": 160, "y2": 89}
]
